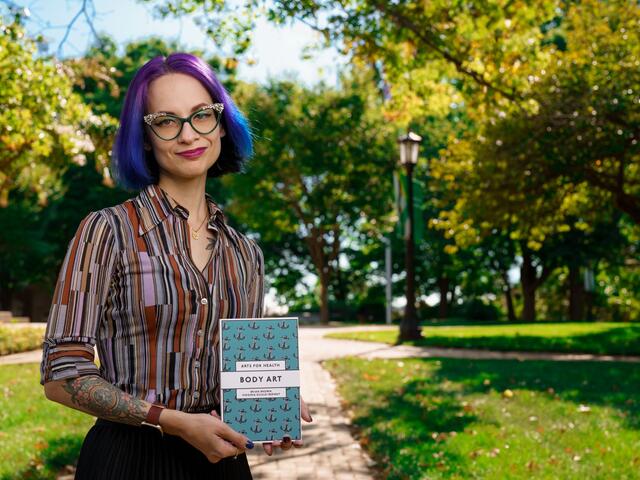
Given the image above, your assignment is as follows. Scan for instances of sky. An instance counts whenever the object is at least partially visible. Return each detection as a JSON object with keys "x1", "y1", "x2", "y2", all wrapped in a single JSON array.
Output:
[{"x1": 13, "y1": 0, "x2": 346, "y2": 86}]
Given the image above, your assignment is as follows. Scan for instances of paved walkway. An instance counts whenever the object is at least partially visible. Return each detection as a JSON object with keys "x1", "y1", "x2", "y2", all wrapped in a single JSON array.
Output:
[
  {"x1": 248, "y1": 326, "x2": 379, "y2": 479},
  {"x1": 3, "y1": 325, "x2": 639, "y2": 480}
]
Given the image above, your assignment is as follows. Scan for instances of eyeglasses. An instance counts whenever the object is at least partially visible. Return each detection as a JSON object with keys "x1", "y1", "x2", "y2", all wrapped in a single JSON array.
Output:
[{"x1": 143, "y1": 103, "x2": 224, "y2": 141}]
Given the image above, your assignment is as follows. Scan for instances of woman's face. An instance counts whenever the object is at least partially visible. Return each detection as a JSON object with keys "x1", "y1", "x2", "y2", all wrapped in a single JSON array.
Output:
[{"x1": 145, "y1": 73, "x2": 225, "y2": 182}]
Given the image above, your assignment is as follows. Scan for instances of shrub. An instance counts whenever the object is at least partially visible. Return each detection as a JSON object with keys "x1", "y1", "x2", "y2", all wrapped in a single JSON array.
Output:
[
  {"x1": 463, "y1": 298, "x2": 502, "y2": 321},
  {"x1": 0, "y1": 324, "x2": 45, "y2": 355}
]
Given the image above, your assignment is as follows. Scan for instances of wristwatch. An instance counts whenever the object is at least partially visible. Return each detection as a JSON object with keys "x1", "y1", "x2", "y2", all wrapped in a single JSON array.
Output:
[{"x1": 141, "y1": 404, "x2": 166, "y2": 436}]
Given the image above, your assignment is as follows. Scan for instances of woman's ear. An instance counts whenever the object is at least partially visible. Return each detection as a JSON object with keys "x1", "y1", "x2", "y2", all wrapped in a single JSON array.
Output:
[
  {"x1": 144, "y1": 142, "x2": 152, "y2": 151},
  {"x1": 220, "y1": 126, "x2": 226, "y2": 138}
]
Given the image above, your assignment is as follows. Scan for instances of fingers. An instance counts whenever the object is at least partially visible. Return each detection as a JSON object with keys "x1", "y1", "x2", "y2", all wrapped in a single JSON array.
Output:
[
  {"x1": 262, "y1": 442, "x2": 274, "y2": 456},
  {"x1": 300, "y1": 397, "x2": 313, "y2": 423},
  {"x1": 216, "y1": 440, "x2": 241, "y2": 459},
  {"x1": 280, "y1": 436, "x2": 293, "y2": 450},
  {"x1": 215, "y1": 417, "x2": 254, "y2": 451},
  {"x1": 269, "y1": 436, "x2": 298, "y2": 452}
]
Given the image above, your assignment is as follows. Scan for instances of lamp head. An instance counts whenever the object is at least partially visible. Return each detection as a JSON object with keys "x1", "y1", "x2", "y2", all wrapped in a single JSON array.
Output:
[{"x1": 397, "y1": 131, "x2": 422, "y2": 166}]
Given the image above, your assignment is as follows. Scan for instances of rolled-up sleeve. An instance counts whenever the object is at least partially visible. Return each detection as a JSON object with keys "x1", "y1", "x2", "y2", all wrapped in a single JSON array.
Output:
[{"x1": 40, "y1": 210, "x2": 117, "y2": 384}]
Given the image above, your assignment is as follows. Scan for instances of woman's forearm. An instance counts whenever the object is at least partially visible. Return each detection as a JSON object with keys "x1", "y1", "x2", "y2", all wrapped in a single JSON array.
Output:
[
  {"x1": 43, "y1": 375, "x2": 245, "y2": 461},
  {"x1": 44, "y1": 375, "x2": 150, "y2": 426}
]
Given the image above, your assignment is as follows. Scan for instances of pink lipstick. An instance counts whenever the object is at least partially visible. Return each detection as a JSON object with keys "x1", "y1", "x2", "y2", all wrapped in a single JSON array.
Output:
[{"x1": 176, "y1": 147, "x2": 207, "y2": 159}]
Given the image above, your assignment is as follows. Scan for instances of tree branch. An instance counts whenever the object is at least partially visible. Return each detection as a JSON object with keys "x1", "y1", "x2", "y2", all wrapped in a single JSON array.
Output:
[
  {"x1": 57, "y1": 0, "x2": 98, "y2": 57},
  {"x1": 368, "y1": 0, "x2": 523, "y2": 104}
]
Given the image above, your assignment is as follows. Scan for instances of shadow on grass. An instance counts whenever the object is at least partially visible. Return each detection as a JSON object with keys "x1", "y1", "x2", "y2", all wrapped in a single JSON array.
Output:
[
  {"x1": 428, "y1": 358, "x2": 640, "y2": 429},
  {"x1": 330, "y1": 356, "x2": 640, "y2": 478},
  {"x1": 3, "y1": 435, "x2": 83, "y2": 480},
  {"x1": 358, "y1": 383, "x2": 477, "y2": 478},
  {"x1": 414, "y1": 324, "x2": 640, "y2": 355}
]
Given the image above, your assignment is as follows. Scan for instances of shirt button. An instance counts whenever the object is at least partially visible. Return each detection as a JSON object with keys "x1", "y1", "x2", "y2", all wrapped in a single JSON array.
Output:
[
  {"x1": 200, "y1": 298, "x2": 208, "y2": 305},
  {"x1": 197, "y1": 330, "x2": 204, "y2": 337},
  {"x1": 194, "y1": 361, "x2": 200, "y2": 368},
  {"x1": 193, "y1": 392, "x2": 200, "y2": 399}
]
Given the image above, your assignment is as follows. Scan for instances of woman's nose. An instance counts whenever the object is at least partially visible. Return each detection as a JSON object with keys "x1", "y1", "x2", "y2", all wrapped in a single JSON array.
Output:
[{"x1": 178, "y1": 121, "x2": 199, "y2": 143}]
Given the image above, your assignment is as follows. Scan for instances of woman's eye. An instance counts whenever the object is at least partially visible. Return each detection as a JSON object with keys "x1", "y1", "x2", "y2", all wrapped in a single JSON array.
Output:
[
  {"x1": 155, "y1": 117, "x2": 176, "y2": 127},
  {"x1": 194, "y1": 111, "x2": 213, "y2": 120}
]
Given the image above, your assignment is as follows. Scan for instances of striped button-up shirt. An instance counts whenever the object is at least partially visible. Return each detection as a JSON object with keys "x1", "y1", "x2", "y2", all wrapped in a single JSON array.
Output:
[{"x1": 40, "y1": 184, "x2": 264, "y2": 411}]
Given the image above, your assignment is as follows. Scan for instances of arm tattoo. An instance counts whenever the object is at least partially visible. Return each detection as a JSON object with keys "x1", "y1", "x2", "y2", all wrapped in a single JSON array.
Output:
[{"x1": 63, "y1": 376, "x2": 148, "y2": 426}]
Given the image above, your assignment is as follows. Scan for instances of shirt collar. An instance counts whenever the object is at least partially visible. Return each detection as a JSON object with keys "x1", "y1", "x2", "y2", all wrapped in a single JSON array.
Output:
[{"x1": 135, "y1": 183, "x2": 226, "y2": 236}]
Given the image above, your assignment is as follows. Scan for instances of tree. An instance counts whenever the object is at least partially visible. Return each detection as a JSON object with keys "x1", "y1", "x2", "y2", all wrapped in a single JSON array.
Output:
[
  {"x1": 223, "y1": 74, "x2": 397, "y2": 323},
  {"x1": 142, "y1": 0, "x2": 561, "y2": 106},
  {"x1": 426, "y1": 1, "x2": 639, "y2": 320},
  {"x1": 0, "y1": 15, "x2": 99, "y2": 206}
]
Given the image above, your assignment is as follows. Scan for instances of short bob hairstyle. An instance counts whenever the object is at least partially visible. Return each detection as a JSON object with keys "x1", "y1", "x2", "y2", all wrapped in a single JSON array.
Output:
[{"x1": 112, "y1": 53, "x2": 253, "y2": 190}]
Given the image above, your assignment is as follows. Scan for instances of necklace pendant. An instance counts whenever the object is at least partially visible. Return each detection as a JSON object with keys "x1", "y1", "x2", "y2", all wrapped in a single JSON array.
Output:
[{"x1": 192, "y1": 231, "x2": 199, "y2": 240}]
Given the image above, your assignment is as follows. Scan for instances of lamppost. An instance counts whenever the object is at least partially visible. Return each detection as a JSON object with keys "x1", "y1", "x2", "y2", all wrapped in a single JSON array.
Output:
[{"x1": 398, "y1": 132, "x2": 423, "y2": 342}]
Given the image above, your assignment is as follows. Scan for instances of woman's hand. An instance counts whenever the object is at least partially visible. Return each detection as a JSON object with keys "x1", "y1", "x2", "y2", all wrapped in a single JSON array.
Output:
[
  {"x1": 262, "y1": 396, "x2": 313, "y2": 456},
  {"x1": 161, "y1": 409, "x2": 253, "y2": 463}
]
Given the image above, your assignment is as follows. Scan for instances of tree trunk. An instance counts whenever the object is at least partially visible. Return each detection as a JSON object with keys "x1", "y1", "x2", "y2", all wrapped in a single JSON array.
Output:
[
  {"x1": 504, "y1": 284, "x2": 517, "y2": 322},
  {"x1": 437, "y1": 277, "x2": 449, "y2": 319},
  {"x1": 319, "y1": 270, "x2": 330, "y2": 325},
  {"x1": 0, "y1": 287, "x2": 12, "y2": 311},
  {"x1": 333, "y1": 263, "x2": 347, "y2": 303},
  {"x1": 568, "y1": 265, "x2": 585, "y2": 321},
  {"x1": 449, "y1": 286, "x2": 456, "y2": 309},
  {"x1": 500, "y1": 270, "x2": 517, "y2": 321},
  {"x1": 520, "y1": 249, "x2": 537, "y2": 322}
]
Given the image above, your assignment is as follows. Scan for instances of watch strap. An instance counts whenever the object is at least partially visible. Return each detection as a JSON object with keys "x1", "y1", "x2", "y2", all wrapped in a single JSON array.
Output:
[{"x1": 141, "y1": 404, "x2": 165, "y2": 435}]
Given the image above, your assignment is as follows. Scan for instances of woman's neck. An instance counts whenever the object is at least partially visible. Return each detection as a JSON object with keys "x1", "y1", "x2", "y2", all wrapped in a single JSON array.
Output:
[{"x1": 157, "y1": 175, "x2": 209, "y2": 222}]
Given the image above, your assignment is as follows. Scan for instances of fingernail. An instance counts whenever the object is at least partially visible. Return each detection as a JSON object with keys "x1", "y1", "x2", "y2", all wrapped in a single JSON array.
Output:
[{"x1": 246, "y1": 440, "x2": 254, "y2": 449}]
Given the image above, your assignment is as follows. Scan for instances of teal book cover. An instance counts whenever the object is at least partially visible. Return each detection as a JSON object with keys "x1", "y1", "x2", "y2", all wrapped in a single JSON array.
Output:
[{"x1": 219, "y1": 317, "x2": 301, "y2": 443}]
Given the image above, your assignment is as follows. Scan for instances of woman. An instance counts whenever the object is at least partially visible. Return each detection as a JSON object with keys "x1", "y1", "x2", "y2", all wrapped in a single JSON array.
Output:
[{"x1": 40, "y1": 53, "x2": 311, "y2": 479}]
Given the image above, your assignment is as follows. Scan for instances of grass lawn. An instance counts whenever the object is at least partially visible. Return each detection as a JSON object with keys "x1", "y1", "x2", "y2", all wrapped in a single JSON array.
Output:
[
  {"x1": 325, "y1": 322, "x2": 640, "y2": 355},
  {"x1": 0, "y1": 363, "x2": 95, "y2": 479},
  {"x1": 325, "y1": 357, "x2": 640, "y2": 479}
]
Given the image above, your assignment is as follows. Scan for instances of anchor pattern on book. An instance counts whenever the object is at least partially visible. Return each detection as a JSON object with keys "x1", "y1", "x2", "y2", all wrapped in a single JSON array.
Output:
[
  {"x1": 221, "y1": 319, "x2": 299, "y2": 370},
  {"x1": 221, "y1": 387, "x2": 301, "y2": 441},
  {"x1": 221, "y1": 318, "x2": 301, "y2": 441}
]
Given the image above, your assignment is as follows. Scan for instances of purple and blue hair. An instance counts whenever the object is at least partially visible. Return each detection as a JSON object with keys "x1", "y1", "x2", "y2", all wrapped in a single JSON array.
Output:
[{"x1": 112, "y1": 53, "x2": 253, "y2": 190}]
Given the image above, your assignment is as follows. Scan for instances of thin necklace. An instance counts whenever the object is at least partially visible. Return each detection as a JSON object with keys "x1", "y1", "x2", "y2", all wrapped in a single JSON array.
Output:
[
  {"x1": 161, "y1": 188, "x2": 208, "y2": 239},
  {"x1": 190, "y1": 214, "x2": 208, "y2": 240}
]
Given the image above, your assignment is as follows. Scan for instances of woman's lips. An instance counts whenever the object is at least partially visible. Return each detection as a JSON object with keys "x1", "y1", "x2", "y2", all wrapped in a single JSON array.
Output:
[{"x1": 176, "y1": 147, "x2": 207, "y2": 159}]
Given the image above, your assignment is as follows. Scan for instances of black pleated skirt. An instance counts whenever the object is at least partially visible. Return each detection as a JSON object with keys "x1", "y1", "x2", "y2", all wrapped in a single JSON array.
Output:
[{"x1": 75, "y1": 418, "x2": 253, "y2": 480}]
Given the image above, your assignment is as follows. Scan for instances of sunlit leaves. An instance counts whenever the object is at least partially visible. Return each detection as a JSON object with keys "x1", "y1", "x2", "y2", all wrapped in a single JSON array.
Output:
[{"x1": 0, "y1": 18, "x2": 95, "y2": 206}]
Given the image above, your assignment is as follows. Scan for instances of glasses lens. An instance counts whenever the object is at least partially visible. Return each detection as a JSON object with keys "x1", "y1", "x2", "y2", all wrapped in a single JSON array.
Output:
[
  {"x1": 191, "y1": 108, "x2": 220, "y2": 134},
  {"x1": 150, "y1": 115, "x2": 181, "y2": 140}
]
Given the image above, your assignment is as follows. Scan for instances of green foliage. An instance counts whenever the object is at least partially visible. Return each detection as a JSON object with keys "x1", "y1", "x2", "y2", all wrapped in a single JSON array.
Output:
[
  {"x1": 0, "y1": 18, "x2": 100, "y2": 206},
  {"x1": 327, "y1": 322, "x2": 640, "y2": 355},
  {"x1": 462, "y1": 298, "x2": 502, "y2": 322},
  {"x1": 0, "y1": 364, "x2": 94, "y2": 479},
  {"x1": 433, "y1": 1, "x2": 640, "y2": 245},
  {"x1": 325, "y1": 357, "x2": 640, "y2": 479},
  {"x1": 0, "y1": 324, "x2": 45, "y2": 355},
  {"x1": 0, "y1": 195, "x2": 57, "y2": 292},
  {"x1": 224, "y1": 73, "x2": 397, "y2": 316}
]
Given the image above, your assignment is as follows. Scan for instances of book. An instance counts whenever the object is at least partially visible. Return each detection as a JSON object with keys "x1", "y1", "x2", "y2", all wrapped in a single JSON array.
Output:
[{"x1": 219, "y1": 316, "x2": 301, "y2": 443}]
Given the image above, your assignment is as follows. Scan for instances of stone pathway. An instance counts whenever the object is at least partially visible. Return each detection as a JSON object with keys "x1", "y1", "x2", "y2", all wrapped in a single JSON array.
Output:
[
  {"x1": 247, "y1": 326, "x2": 379, "y2": 480},
  {"x1": 3, "y1": 324, "x2": 638, "y2": 480}
]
